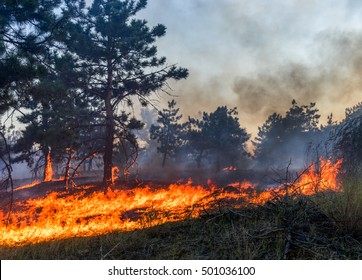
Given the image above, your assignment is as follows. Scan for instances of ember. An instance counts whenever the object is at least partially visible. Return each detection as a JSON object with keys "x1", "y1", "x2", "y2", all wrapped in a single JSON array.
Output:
[{"x1": 223, "y1": 166, "x2": 237, "y2": 171}]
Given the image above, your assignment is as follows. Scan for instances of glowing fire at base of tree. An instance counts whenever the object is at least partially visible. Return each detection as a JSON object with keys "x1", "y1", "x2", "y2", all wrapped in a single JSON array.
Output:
[
  {"x1": 43, "y1": 152, "x2": 53, "y2": 182},
  {"x1": 0, "y1": 158, "x2": 342, "y2": 247}
]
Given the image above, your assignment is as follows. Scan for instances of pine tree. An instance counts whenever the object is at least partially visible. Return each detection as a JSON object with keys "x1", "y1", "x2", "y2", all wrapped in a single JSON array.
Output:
[
  {"x1": 63, "y1": 0, "x2": 188, "y2": 185},
  {"x1": 0, "y1": 0, "x2": 69, "y2": 181},
  {"x1": 13, "y1": 53, "x2": 94, "y2": 181},
  {"x1": 0, "y1": 0, "x2": 66, "y2": 114},
  {"x1": 253, "y1": 100, "x2": 321, "y2": 166},
  {"x1": 150, "y1": 100, "x2": 185, "y2": 167},
  {"x1": 188, "y1": 106, "x2": 250, "y2": 170}
]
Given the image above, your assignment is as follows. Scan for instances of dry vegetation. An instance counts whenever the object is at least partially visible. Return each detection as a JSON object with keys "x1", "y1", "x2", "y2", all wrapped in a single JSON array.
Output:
[{"x1": 1, "y1": 176, "x2": 361, "y2": 260}]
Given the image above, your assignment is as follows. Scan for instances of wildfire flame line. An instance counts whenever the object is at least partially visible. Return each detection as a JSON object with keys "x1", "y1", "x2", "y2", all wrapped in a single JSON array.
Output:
[{"x1": 0, "y1": 158, "x2": 342, "y2": 247}]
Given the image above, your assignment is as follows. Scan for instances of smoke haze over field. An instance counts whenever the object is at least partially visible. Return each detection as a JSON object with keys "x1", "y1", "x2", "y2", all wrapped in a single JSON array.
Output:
[{"x1": 88, "y1": 0, "x2": 362, "y2": 136}]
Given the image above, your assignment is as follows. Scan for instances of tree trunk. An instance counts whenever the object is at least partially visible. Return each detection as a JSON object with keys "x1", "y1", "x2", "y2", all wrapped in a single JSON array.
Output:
[
  {"x1": 88, "y1": 157, "x2": 93, "y2": 171},
  {"x1": 103, "y1": 56, "x2": 114, "y2": 187},
  {"x1": 162, "y1": 152, "x2": 167, "y2": 168},
  {"x1": 103, "y1": 93, "x2": 114, "y2": 186},
  {"x1": 64, "y1": 149, "x2": 74, "y2": 188}
]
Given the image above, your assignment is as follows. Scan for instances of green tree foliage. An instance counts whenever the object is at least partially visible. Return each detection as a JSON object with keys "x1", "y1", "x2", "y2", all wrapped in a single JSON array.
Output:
[
  {"x1": 12, "y1": 53, "x2": 95, "y2": 180},
  {"x1": 63, "y1": 0, "x2": 188, "y2": 185},
  {"x1": 150, "y1": 100, "x2": 185, "y2": 167},
  {"x1": 253, "y1": 100, "x2": 321, "y2": 167},
  {"x1": 0, "y1": 0, "x2": 66, "y2": 114},
  {"x1": 0, "y1": 0, "x2": 68, "y2": 181},
  {"x1": 188, "y1": 106, "x2": 250, "y2": 170}
]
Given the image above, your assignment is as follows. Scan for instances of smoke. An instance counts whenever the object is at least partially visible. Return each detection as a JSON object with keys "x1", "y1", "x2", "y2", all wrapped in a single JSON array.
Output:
[
  {"x1": 73, "y1": 1, "x2": 362, "y2": 176},
  {"x1": 83, "y1": 0, "x2": 362, "y2": 138},
  {"x1": 11, "y1": 162, "x2": 33, "y2": 180},
  {"x1": 133, "y1": 1, "x2": 362, "y2": 137},
  {"x1": 233, "y1": 31, "x2": 362, "y2": 135}
]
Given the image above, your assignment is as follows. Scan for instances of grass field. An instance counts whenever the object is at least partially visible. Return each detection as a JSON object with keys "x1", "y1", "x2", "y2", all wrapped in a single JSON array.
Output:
[{"x1": 1, "y1": 190, "x2": 361, "y2": 260}]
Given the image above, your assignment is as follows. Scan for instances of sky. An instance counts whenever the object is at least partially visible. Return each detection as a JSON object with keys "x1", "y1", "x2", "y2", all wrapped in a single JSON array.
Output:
[{"x1": 88, "y1": 0, "x2": 362, "y2": 137}]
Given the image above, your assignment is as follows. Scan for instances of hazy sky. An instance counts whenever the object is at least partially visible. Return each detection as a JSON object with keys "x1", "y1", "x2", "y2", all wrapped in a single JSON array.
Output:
[{"x1": 88, "y1": 0, "x2": 362, "y2": 136}]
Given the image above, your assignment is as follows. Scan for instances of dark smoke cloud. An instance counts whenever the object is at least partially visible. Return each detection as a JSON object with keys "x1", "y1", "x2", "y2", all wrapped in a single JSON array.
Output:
[
  {"x1": 84, "y1": 0, "x2": 362, "y2": 137},
  {"x1": 233, "y1": 31, "x2": 362, "y2": 135}
]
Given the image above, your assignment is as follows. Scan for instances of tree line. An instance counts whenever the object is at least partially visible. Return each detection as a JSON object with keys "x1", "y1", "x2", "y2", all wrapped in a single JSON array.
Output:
[
  {"x1": 0, "y1": 0, "x2": 188, "y2": 186},
  {"x1": 1, "y1": 1, "x2": 361, "y2": 188},
  {"x1": 149, "y1": 99, "x2": 362, "y2": 174}
]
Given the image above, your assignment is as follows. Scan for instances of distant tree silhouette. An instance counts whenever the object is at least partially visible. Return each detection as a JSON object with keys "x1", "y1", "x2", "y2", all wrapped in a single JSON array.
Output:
[
  {"x1": 253, "y1": 100, "x2": 321, "y2": 167},
  {"x1": 188, "y1": 106, "x2": 250, "y2": 170},
  {"x1": 253, "y1": 113, "x2": 284, "y2": 164},
  {"x1": 150, "y1": 100, "x2": 185, "y2": 167}
]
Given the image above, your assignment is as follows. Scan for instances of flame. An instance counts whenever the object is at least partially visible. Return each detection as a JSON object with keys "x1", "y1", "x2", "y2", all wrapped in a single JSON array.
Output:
[
  {"x1": 14, "y1": 180, "x2": 41, "y2": 192},
  {"x1": 43, "y1": 152, "x2": 53, "y2": 182},
  {"x1": 223, "y1": 166, "x2": 237, "y2": 171},
  {"x1": 111, "y1": 166, "x2": 119, "y2": 184},
  {"x1": 295, "y1": 158, "x2": 342, "y2": 195},
  {"x1": 0, "y1": 158, "x2": 342, "y2": 247}
]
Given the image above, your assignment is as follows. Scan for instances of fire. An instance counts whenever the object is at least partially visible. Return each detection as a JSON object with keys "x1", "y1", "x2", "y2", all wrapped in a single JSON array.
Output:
[
  {"x1": 295, "y1": 158, "x2": 342, "y2": 195},
  {"x1": 111, "y1": 166, "x2": 120, "y2": 184},
  {"x1": 223, "y1": 166, "x2": 237, "y2": 171},
  {"x1": 14, "y1": 180, "x2": 41, "y2": 192},
  {"x1": 43, "y1": 152, "x2": 53, "y2": 182},
  {"x1": 0, "y1": 158, "x2": 342, "y2": 247}
]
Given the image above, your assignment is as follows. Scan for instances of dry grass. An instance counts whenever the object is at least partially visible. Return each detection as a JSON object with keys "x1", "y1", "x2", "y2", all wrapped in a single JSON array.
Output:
[{"x1": 1, "y1": 188, "x2": 361, "y2": 260}]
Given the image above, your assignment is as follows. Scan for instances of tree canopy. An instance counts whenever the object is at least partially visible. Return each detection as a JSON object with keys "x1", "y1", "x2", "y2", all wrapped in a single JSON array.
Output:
[
  {"x1": 187, "y1": 106, "x2": 250, "y2": 170},
  {"x1": 62, "y1": 0, "x2": 188, "y2": 185},
  {"x1": 253, "y1": 100, "x2": 321, "y2": 167},
  {"x1": 150, "y1": 100, "x2": 185, "y2": 167}
]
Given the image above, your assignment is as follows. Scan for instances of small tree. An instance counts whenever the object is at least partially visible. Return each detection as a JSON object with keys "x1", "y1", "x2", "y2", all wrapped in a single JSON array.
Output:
[
  {"x1": 253, "y1": 100, "x2": 321, "y2": 167},
  {"x1": 252, "y1": 113, "x2": 284, "y2": 163},
  {"x1": 150, "y1": 100, "x2": 185, "y2": 167},
  {"x1": 188, "y1": 106, "x2": 250, "y2": 170},
  {"x1": 13, "y1": 53, "x2": 95, "y2": 182}
]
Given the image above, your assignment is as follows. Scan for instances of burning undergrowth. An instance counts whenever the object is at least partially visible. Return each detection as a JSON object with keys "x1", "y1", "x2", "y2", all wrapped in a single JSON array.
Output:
[{"x1": 0, "y1": 158, "x2": 343, "y2": 248}]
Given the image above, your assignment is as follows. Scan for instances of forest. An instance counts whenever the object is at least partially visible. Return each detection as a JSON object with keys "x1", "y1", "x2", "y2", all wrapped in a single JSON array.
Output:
[{"x1": 1, "y1": 0, "x2": 362, "y2": 260}]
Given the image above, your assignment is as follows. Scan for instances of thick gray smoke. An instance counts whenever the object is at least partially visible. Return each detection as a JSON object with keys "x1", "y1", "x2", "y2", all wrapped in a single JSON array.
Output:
[
  {"x1": 86, "y1": 0, "x2": 362, "y2": 137},
  {"x1": 232, "y1": 31, "x2": 362, "y2": 135}
]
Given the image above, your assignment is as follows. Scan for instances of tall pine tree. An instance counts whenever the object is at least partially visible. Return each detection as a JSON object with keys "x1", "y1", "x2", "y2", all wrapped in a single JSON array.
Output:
[{"x1": 63, "y1": 0, "x2": 188, "y2": 185}]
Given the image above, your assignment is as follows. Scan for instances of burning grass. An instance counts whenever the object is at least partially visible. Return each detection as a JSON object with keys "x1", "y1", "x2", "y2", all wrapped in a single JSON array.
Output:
[
  {"x1": 1, "y1": 157, "x2": 360, "y2": 259},
  {"x1": 1, "y1": 196, "x2": 361, "y2": 260}
]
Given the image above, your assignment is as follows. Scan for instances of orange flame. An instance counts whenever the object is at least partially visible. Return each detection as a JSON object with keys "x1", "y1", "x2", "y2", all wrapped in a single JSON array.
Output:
[
  {"x1": 111, "y1": 166, "x2": 119, "y2": 184},
  {"x1": 14, "y1": 180, "x2": 41, "y2": 192},
  {"x1": 0, "y1": 158, "x2": 342, "y2": 247},
  {"x1": 43, "y1": 152, "x2": 53, "y2": 182},
  {"x1": 223, "y1": 166, "x2": 237, "y2": 171}
]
